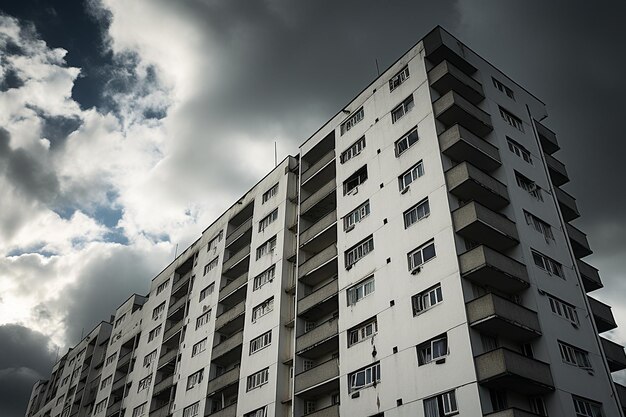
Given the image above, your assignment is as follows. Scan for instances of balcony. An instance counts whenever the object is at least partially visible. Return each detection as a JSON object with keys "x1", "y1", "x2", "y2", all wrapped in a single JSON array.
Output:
[
  {"x1": 459, "y1": 245, "x2": 529, "y2": 294},
  {"x1": 212, "y1": 330, "x2": 244, "y2": 360},
  {"x1": 453, "y1": 201, "x2": 519, "y2": 250},
  {"x1": 218, "y1": 272, "x2": 248, "y2": 303},
  {"x1": 167, "y1": 294, "x2": 187, "y2": 319},
  {"x1": 616, "y1": 383, "x2": 626, "y2": 413},
  {"x1": 215, "y1": 301, "x2": 245, "y2": 333},
  {"x1": 566, "y1": 223, "x2": 593, "y2": 258},
  {"x1": 162, "y1": 320, "x2": 183, "y2": 343},
  {"x1": 149, "y1": 403, "x2": 171, "y2": 417},
  {"x1": 446, "y1": 162, "x2": 509, "y2": 211},
  {"x1": 225, "y1": 217, "x2": 252, "y2": 249},
  {"x1": 300, "y1": 179, "x2": 337, "y2": 219},
  {"x1": 467, "y1": 293, "x2": 541, "y2": 341},
  {"x1": 433, "y1": 90, "x2": 493, "y2": 138},
  {"x1": 423, "y1": 26, "x2": 477, "y2": 74},
  {"x1": 222, "y1": 244, "x2": 251, "y2": 277},
  {"x1": 295, "y1": 359, "x2": 339, "y2": 394},
  {"x1": 555, "y1": 187, "x2": 580, "y2": 222},
  {"x1": 296, "y1": 318, "x2": 339, "y2": 355},
  {"x1": 302, "y1": 405, "x2": 339, "y2": 417},
  {"x1": 207, "y1": 366, "x2": 240, "y2": 395},
  {"x1": 577, "y1": 260, "x2": 602, "y2": 292},
  {"x1": 152, "y1": 375, "x2": 174, "y2": 396},
  {"x1": 111, "y1": 375, "x2": 125, "y2": 393},
  {"x1": 601, "y1": 337, "x2": 626, "y2": 372},
  {"x1": 302, "y1": 149, "x2": 336, "y2": 185},
  {"x1": 116, "y1": 350, "x2": 132, "y2": 370},
  {"x1": 106, "y1": 400, "x2": 122, "y2": 417},
  {"x1": 206, "y1": 403, "x2": 236, "y2": 417},
  {"x1": 171, "y1": 273, "x2": 191, "y2": 296},
  {"x1": 534, "y1": 120, "x2": 559, "y2": 155},
  {"x1": 544, "y1": 153, "x2": 569, "y2": 186},
  {"x1": 485, "y1": 408, "x2": 546, "y2": 417},
  {"x1": 298, "y1": 245, "x2": 338, "y2": 280},
  {"x1": 475, "y1": 348, "x2": 554, "y2": 394},
  {"x1": 298, "y1": 279, "x2": 339, "y2": 317},
  {"x1": 588, "y1": 296, "x2": 618, "y2": 333},
  {"x1": 157, "y1": 348, "x2": 177, "y2": 369},
  {"x1": 439, "y1": 124, "x2": 501, "y2": 172},
  {"x1": 428, "y1": 60, "x2": 485, "y2": 104},
  {"x1": 300, "y1": 210, "x2": 337, "y2": 248}
]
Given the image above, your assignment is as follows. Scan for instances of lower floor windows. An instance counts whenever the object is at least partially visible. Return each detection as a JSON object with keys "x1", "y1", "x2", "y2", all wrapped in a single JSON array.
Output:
[
  {"x1": 417, "y1": 334, "x2": 448, "y2": 365},
  {"x1": 424, "y1": 390, "x2": 458, "y2": 417},
  {"x1": 559, "y1": 341, "x2": 592, "y2": 370},
  {"x1": 573, "y1": 395, "x2": 603, "y2": 417},
  {"x1": 348, "y1": 362, "x2": 380, "y2": 392},
  {"x1": 408, "y1": 239, "x2": 436, "y2": 272},
  {"x1": 345, "y1": 235, "x2": 374, "y2": 269},
  {"x1": 132, "y1": 403, "x2": 147, "y2": 417},
  {"x1": 247, "y1": 368, "x2": 269, "y2": 391},
  {"x1": 412, "y1": 284, "x2": 443, "y2": 315},
  {"x1": 186, "y1": 369, "x2": 204, "y2": 390},
  {"x1": 348, "y1": 317, "x2": 378, "y2": 347},
  {"x1": 182, "y1": 402, "x2": 199, "y2": 417},
  {"x1": 347, "y1": 275, "x2": 375, "y2": 306},
  {"x1": 244, "y1": 407, "x2": 267, "y2": 417}
]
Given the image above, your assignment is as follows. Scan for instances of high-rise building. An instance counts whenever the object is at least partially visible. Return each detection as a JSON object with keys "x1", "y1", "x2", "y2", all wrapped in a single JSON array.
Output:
[{"x1": 26, "y1": 26, "x2": 626, "y2": 417}]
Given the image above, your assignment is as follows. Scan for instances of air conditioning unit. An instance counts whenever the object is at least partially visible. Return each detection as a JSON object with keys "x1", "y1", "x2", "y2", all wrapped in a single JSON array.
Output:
[
  {"x1": 401, "y1": 185, "x2": 410, "y2": 194},
  {"x1": 411, "y1": 266, "x2": 421, "y2": 275},
  {"x1": 202, "y1": 305, "x2": 209, "y2": 312}
]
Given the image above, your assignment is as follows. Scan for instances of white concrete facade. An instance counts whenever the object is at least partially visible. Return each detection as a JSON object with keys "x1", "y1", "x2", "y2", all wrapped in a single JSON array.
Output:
[{"x1": 27, "y1": 27, "x2": 625, "y2": 417}]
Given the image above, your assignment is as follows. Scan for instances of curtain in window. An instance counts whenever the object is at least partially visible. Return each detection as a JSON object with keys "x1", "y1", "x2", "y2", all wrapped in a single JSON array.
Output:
[{"x1": 424, "y1": 397, "x2": 439, "y2": 417}]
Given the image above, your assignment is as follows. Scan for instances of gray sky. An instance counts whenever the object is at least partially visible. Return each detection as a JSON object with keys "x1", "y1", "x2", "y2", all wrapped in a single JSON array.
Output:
[{"x1": 1, "y1": 1, "x2": 625, "y2": 416}]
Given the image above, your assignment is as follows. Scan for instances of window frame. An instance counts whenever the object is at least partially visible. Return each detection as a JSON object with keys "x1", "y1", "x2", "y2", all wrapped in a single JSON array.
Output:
[
  {"x1": 343, "y1": 200, "x2": 370, "y2": 231},
  {"x1": 340, "y1": 135, "x2": 366, "y2": 164},
  {"x1": 391, "y1": 94, "x2": 415, "y2": 123},
  {"x1": 345, "y1": 235, "x2": 374, "y2": 269},
  {"x1": 407, "y1": 239, "x2": 436, "y2": 271},
  {"x1": 346, "y1": 275, "x2": 375, "y2": 306},
  {"x1": 398, "y1": 160, "x2": 424, "y2": 191},
  {"x1": 340, "y1": 107, "x2": 365, "y2": 135},
  {"x1": 412, "y1": 284, "x2": 443, "y2": 315},
  {"x1": 389, "y1": 66, "x2": 410, "y2": 92},
  {"x1": 348, "y1": 362, "x2": 380, "y2": 392}
]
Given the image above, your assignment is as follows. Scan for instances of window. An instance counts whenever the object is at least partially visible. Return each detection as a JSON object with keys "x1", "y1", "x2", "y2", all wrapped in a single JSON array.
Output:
[
  {"x1": 529, "y1": 397, "x2": 547, "y2": 416},
  {"x1": 499, "y1": 107, "x2": 524, "y2": 131},
  {"x1": 196, "y1": 310, "x2": 211, "y2": 329},
  {"x1": 348, "y1": 362, "x2": 380, "y2": 392},
  {"x1": 156, "y1": 280, "x2": 169, "y2": 295},
  {"x1": 515, "y1": 171, "x2": 543, "y2": 201},
  {"x1": 341, "y1": 136, "x2": 366, "y2": 163},
  {"x1": 199, "y1": 283, "x2": 214, "y2": 301},
  {"x1": 395, "y1": 126, "x2": 419, "y2": 156},
  {"x1": 61, "y1": 407, "x2": 71, "y2": 417},
  {"x1": 262, "y1": 183, "x2": 279, "y2": 203},
  {"x1": 192, "y1": 338, "x2": 207, "y2": 356},
  {"x1": 391, "y1": 95, "x2": 414, "y2": 123},
  {"x1": 152, "y1": 302, "x2": 166, "y2": 320},
  {"x1": 132, "y1": 403, "x2": 147, "y2": 417},
  {"x1": 423, "y1": 390, "x2": 458, "y2": 417},
  {"x1": 204, "y1": 257, "x2": 219, "y2": 275},
  {"x1": 207, "y1": 231, "x2": 223, "y2": 252},
  {"x1": 573, "y1": 396, "x2": 603, "y2": 417},
  {"x1": 61, "y1": 375, "x2": 69, "y2": 386},
  {"x1": 404, "y1": 198, "x2": 430, "y2": 228},
  {"x1": 114, "y1": 314, "x2": 125, "y2": 328},
  {"x1": 417, "y1": 334, "x2": 448, "y2": 365},
  {"x1": 490, "y1": 389, "x2": 508, "y2": 412},
  {"x1": 100, "y1": 375, "x2": 112, "y2": 389},
  {"x1": 347, "y1": 275, "x2": 375, "y2": 306},
  {"x1": 143, "y1": 350, "x2": 157, "y2": 368},
  {"x1": 344, "y1": 200, "x2": 370, "y2": 231},
  {"x1": 524, "y1": 211, "x2": 554, "y2": 241},
  {"x1": 412, "y1": 284, "x2": 443, "y2": 315},
  {"x1": 531, "y1": 250, "x2": 563, "y2": 277},
  {"x1": 389, "y1": 65, "x2": 410, "y2": 92},
  {"x1": 340, "y1": 107, "x2": 364, "y2": 135},
  {"x1": 186, "y1": 369, "x2": 204, "y2": 390},
  {"x1": 256, "y1": 236, "x2": 277, "y2": 259},
  {"x1": 253, "y1": 265, "x2": 276, "y2": 290},
  {"x1": 348, "y1": 317, "x2": 378, "y2": 347},
  {"x1": 548, "y1": 294, "x2": 579, "y2": 325},
  {"x1": 105, "y1": 353, "x2": 117, "y2": 366},
  {"x1": 305, "y1": 401, "x2": 316, "y2": 415},
  {"x1": 408, "y1": 239, "x2": 436, "y2": 271},
  {"x1": 492, "y1": 78, "x2": 515, "y2": 99},
  {"x1": 345, "y1": 235, "x2": 374, "y2": 269},
  {"x1": 148, "y1": 325, "x2": 162, "y2": 342},
  {"x1": 244, "y1": 407, "x2": 267, "y2": 417},
  {"x1": 250, "y1": 330, "x2": 272, "y2": 354},
  {"x1": 398, "y1": 160, "x2": 424, "y2": 191},
  {"x1": 258, "y1": 209, "x2": 278, "y2": 232},
  {"x1": 94, "y1": 400, "x2": 107, "y2": 414},
  {"x1": 138, "y1": 374, "x2": 152, "y2": 392},
  {"x1": 247, "y1": 368, "x2": 269, "y2": 391},
  {"x1": 252, "y1": 297, "x2": 274, "y2": 321},
  {"x1": 559, "y1": 341, "x2": 591, "y2": 370},
  {"x1": 343, "y1": 165, "x2": 368, "y2": 195},
  {"x1": 507, "y1": 137, "x2": 532, "y2": 164},
  {"x1": 182, "y1": 402, "x2": 200, "y2": 417}
]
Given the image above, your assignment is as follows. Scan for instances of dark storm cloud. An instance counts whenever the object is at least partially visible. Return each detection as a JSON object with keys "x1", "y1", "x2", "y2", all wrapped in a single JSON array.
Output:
[
  {"x1": 39, "y1": 115, "x2": 82, "y2": 149},
  {"x1": 0, "y1": 324, "x2": 56, "y2": 417}
]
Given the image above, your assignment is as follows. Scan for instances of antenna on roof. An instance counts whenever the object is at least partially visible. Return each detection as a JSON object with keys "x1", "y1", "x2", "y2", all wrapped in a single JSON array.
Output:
[
  {"x1": 174, "y1": 243, "x2": 178, "y2": 260},
  {"x1": 375, "y1": 58, "x2": 380, "y2": 76},
  {"x1": 274, "y1": 141, "x2": 278, "y2": 167}
]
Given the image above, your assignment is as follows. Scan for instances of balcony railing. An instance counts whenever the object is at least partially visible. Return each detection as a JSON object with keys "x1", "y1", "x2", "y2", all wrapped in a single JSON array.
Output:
[
  {"x1": 207, "y1": 366, "x2": 240, "y2": 395},
  {"x1": 149, "y1": 403, "x2": 171, "y2": 417},
  {"x1": 298, "y1": 279, "x2": 339, "y2": 316},
  {"x1": 467, "y1": 293, "x2": 541, "y2": 341},
  {"x1": 298, "y1": 245, "x2": 338, "y2": 279},
  {"x1": 588, "y1": 296, "x2": 618, "y2": 333},
  {"x1": 555, "y1": 187, "x2": 580, "y2": 222},
  {"x1": 222, "y1": 244, "x2": 251, "y2": 273},
  {"x1": 566, "y1": 223, "x2": 592, "y2": 258},
  {"x1": 167, "y1": 294, "x2": 187, "y2": 318},
  {"x1": 600, "y1": 337, "x2": 626, "y2": 372},
  {"x1": 206, "y1": 403, "x2": 237, "y2": 417},
  {"x1": 459, "y1": 245, "x2": 529, "y2": 294},
  {"x1": 453, "y1": 201, "x2": 518, "y2": 250},
  {"x1": 295, "y1": 358, "x2": 339, "y2": 394},
  {"x1": 300, "y1": 180, "x2": 337, "y2": 217},
  {"x1": 218, "y1": 272, "x2": 248, "y2": 302},
  {"x1": 300, "y1": 210, "x2": 337, "y2": 247},
  {"x1": 423, "y1": 27, "x2": 477, "y2": 74},
  {"x1": 534, "y1": 120, "x2": 559, "y2": 155},
  {"x1": 577, "y1": 260, "x2": 602, "y2": 292},
  {"x1": 439, "y1": 124, "x2": 501, "y2": 172},
  {"x1": 171, "y1": 273, "x2": 191, "y2": 295},
  {"x1": 475, "y1": 348, "x2": 554, "y2": 394},
  {"x1": 212, "y1": 330, "x2": 244, "y2": 360},
  {"x1": 616, "y1": 383, "x2": 626, "y2": 413},
  {"x1": 302, "y1": 405, "x2": 339, "y2": 417},
  {"x1": 162, "y1": 320, "x2": 183, "y2": 343},
  {"x1": 152, "y1": 375, "x2": 174, "y2": 396},
  {"x1": 446, "y1": 161, "x2": 509, "y2": 211},
  {"x1": 215, "y1": 301, "x2": 246, "y2": 331},
  {"x1": 225, "y1": 217, "x2": 253, "y2": 248},
  {"x1": 428, "y1": 60, "x2": 485, "y2": 104},
  {"x1": 484, "y1": 408, "x2": 546, "y2": 417},
  {"x1": 544, "y1": 153, "x2": 569, "y2": 186},
  {"x1": 157, "y1": 348, "x2": 177, "y2": 369},
  {"x1": 433, "y1": 90, "x2": 493, "y2": 138},
  {"x1": 302, "y1": 150, "x2": 336, "y2": 185},
  {"x1": 296, "y1": 318, "x2": 339, "y2": 354}
]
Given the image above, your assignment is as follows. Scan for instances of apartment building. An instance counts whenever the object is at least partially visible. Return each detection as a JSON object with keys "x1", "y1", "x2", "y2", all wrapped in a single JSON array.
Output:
[{"x1": 27, "y1": 26, "x2": 626, "y2": 417}]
